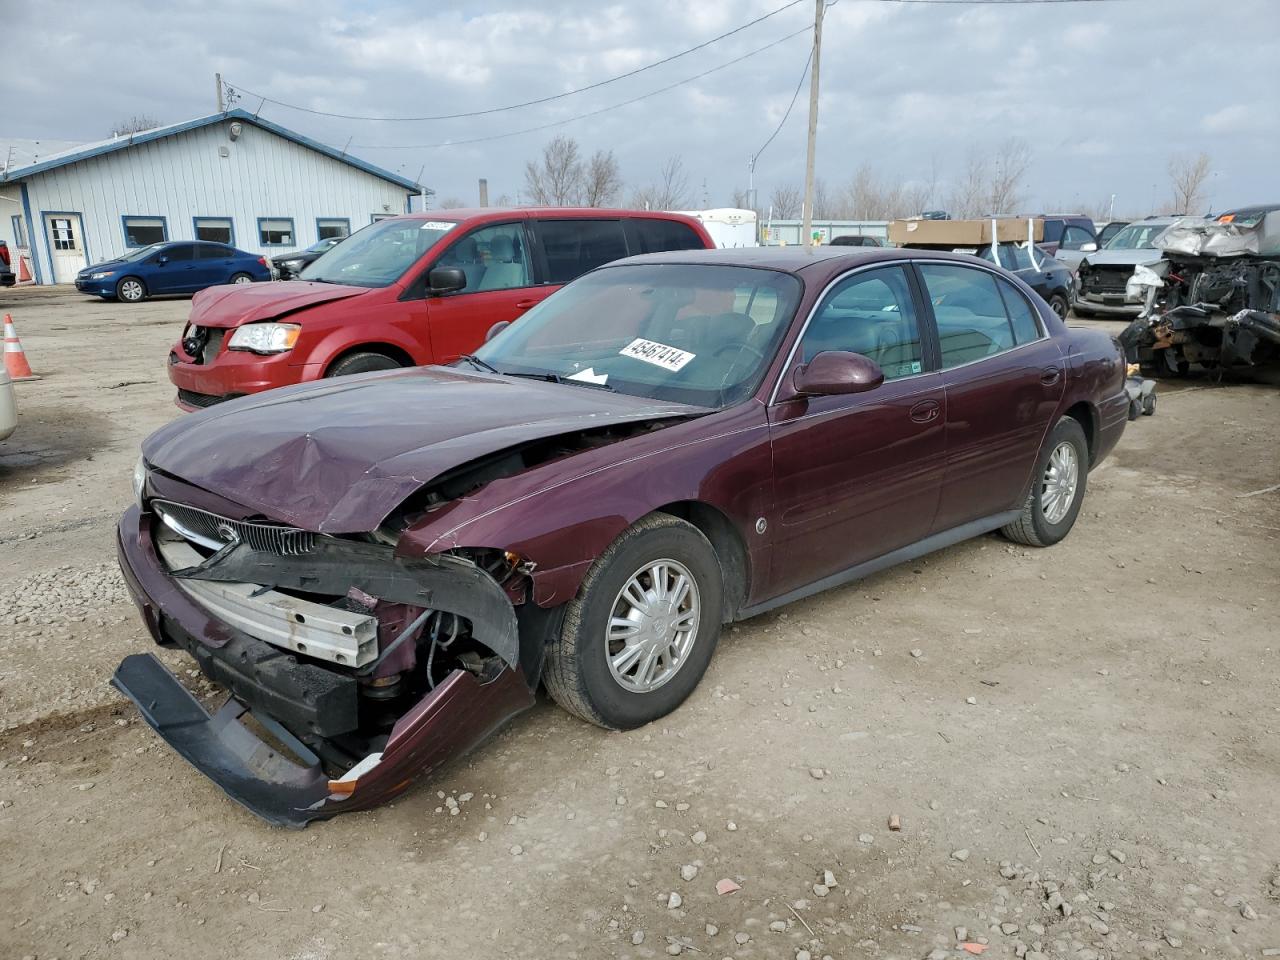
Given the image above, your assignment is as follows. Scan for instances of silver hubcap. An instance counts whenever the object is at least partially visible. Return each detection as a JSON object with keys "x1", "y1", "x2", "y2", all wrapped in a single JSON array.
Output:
[
  {"x1": 122, "y1": 280, "x2": 142, "y2": 300},
  {"x1": 233, "y1": 275, "x2": 251, "y2": 284},
  {"x1": 606, "y1": 559, "x2": 700, "y2": 694},
  {"x1": 1041, "y1": 441, "x2": 1079, "y2": 524}
]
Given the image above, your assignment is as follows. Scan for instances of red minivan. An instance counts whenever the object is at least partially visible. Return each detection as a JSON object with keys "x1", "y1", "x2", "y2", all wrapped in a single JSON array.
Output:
[{"x1": 168, "y1": 208, "x2": 714, "y2": 409}]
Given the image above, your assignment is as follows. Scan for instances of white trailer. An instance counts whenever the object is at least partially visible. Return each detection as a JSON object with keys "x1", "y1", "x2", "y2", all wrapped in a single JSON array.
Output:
[{"x1": 675, "y1": 208, "x2": 759, "y2": 248}]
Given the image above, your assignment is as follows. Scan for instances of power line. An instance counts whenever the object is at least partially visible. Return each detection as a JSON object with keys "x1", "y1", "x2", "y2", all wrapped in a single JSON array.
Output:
[
  {"x1": 224, "y1": 0, "x2": 807, "y2": 123},
  {"x1": 753, "y1": 45, "x2": 813, "y2": 163},
  {"x1": 350, "y1": 27, "x2": 813, "y2": 150}
]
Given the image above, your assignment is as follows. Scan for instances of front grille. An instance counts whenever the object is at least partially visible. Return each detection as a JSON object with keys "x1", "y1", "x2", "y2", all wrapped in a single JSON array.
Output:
[
  {"x1": 177, "y1": 388, "x2": 230, "y2": 408},
  {"x1": 153, "y1": 499, "x2": 316, "y2": 556}
]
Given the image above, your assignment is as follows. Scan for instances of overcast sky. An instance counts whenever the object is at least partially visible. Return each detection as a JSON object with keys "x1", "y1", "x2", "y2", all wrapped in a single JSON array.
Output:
[{"x1": 7, "y1": 0, "x2": 1278, "y2": 217}]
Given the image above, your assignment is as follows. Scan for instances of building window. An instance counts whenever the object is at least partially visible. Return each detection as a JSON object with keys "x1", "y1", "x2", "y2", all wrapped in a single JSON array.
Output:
[
  {"x1": 371, "y1": 213, "x2": 396, "y2": 223},
  {"x1": 316, "y1": 218, "x2": 350, "y2": 240},
  {"x1": 258, "y1": 218, "x2": 295, "y2": 246},
  {"x1": 11, "y1": 215, "x2": 29, "y2": 248},
  {"x1": 194, "y1": 217, "x2": 234, "y2": 245},
  {"x1": 123, "y1": 216, "x2": 167, "y2": 247}
]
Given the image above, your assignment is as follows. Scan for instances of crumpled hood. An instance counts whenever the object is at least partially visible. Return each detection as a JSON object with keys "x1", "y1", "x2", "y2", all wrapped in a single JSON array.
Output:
[
  {"x1": 189, "y1": 280, "x2": 367, "y2": 329},
  {"x1": 142, "y1": 367, "x2": 700, "y2": 533},
  {"x1": 1080, "y1": 249, "x2": 1165, "y2": 270}
]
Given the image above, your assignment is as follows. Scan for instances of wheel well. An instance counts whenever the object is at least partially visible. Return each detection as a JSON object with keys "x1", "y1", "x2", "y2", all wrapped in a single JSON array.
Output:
[
  {"x1": 325, "y1": 342, "x2": 414, "y2": 374},
  {"x1": 651, "y1": 501, "x2": 750, "y2": 621},
  {"x1": 1063, "y1": 401, "x2": 1097, "y2": 464}
]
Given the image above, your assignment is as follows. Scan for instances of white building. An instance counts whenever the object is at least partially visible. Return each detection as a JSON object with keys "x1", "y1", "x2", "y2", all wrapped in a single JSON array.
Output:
[{"x1": 0, "y1": 109, "x2": 423, "y2": 284}]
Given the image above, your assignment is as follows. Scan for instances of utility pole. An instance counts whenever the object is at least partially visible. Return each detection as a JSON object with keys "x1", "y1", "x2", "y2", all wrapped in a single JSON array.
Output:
[
  {"x1": 801, "y1": 0, "x2": 824, "y2": 250},
  {"x1": 216, "y1": 73, "x2": 224, "y2": 113}
]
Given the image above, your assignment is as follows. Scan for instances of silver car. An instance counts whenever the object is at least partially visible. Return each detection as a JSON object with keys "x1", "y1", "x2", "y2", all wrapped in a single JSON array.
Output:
[{"x1": 1073, "y1": 218, "x2": 1179, "y2": 318}]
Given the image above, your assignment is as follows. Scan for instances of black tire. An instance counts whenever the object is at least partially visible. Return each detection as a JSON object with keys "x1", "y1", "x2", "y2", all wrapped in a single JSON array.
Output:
[
  {"x1": 1048, "y1": 293, "x2": 1070, "y2": 320},
  {"x1": 1000, "y1": 416, "x2": 1089, "y2": 548},
  {"x1": 543, "y1": 513, "x2": 724, "y2": 730},
  {"x1": 116, "y1": 276, "x2": 147, "y2": 303},
  {"x1": 229, "y1": 272, "x2": 255, "y2": 285},
  {"x1": 1072, "y1": 303, "x2": 1095, "y2": 319},
  {"x1": 325, "y1": 351, "x2": 404, "y2": 377},
  {"x1": 1141, "y1": 392, "x2": 1156, "y2": 416}
]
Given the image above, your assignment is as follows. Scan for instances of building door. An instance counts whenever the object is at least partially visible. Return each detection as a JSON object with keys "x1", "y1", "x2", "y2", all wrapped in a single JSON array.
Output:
[{"x1": 44, "y1": 214, "x2": 87, "y2": 283}]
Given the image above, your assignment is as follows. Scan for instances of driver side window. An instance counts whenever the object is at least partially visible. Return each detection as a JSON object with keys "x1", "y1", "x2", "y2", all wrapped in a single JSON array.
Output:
[
  {"x1": 799, "y1": 266, "x2": 923, "y2": 380},
  {"x1": 435, "y1": 223, "x2": 532, "y2": 293}
]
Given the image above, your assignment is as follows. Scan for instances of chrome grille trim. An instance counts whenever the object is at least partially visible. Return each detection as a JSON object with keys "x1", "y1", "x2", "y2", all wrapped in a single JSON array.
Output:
[{"x1": 152, "y1": 499, "x2": 316, "y2": 556}]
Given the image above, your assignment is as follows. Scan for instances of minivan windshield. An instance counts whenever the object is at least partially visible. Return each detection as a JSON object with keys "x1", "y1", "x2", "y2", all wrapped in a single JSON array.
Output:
[
  {"x1": 300, "y1": 218, "x2": 457, "y2": 287},
  {"x1": 471, "y1": 263, "x2": 802, "y2": 408}
]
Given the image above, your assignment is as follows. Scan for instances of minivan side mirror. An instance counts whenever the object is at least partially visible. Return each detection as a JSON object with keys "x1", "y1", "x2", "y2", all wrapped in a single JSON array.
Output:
[
  {"x1": 1080, "y1": 241, "x2": 1098, "y2": 253},
  {"x1": 485, "y1": 320, "x2": 511, "y2": 342},
  {"x1": 792, "y1": 351, "x2": 884, "y2": 397},
  {"x1": 426, "y1": 266, "x2": 466, "y2": 295}
]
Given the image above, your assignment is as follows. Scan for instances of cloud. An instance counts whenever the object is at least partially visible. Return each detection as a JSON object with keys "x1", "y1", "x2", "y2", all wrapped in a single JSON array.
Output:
[{"x1": 1201, "y1": 104, "x2": 1252, "y2": 134}]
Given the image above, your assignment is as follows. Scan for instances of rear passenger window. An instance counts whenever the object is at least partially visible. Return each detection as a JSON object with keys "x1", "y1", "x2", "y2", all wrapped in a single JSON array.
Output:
[
  {"x1": 997, "y1": 277, "x2": 1043, "y2": 344},
  {"x1": 628, "y1": 218, "x2": 705, "y2": 254},
  {"x1": 918, "y1": 264, "x2": 1016, "y2": 368},
  {"x1": 799, "y1": 266, "x2": 923, "y2": 380},
  {"x1": 197, "y1": 244, "x2": 233, "y2": 259},
  {"x1": 533, "y1": 220, "x2": 628, "y2": 284}
]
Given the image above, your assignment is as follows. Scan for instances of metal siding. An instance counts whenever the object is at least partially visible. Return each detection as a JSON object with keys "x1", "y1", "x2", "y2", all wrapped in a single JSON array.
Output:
[{"x1": 19, "y1": 121, "x2": 412, "y2": 281}]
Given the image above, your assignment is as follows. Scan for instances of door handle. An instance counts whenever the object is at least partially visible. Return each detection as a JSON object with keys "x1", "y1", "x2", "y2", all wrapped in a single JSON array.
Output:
[
  {"x1": 909, "y1": 399, "x2": 940, "y2": 423},
  {"x1": 515, "y1": 299, "x2": 539, "y2": 310},
  {"x1": 1040, "y1": 365, "x2": 1061, "y2": 385}
]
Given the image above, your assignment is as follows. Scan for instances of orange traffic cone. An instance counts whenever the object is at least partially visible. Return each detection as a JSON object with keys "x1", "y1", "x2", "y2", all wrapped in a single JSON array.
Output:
[
  {"x1": 3, "y1": 314, "x2": 40, "y2": 381},
  {"x1": 16, "y1": 255, "x2": 34, "y2": 285}
]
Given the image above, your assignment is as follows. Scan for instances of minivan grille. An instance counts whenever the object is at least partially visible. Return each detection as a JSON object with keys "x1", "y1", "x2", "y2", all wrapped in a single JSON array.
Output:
[{"x1": 153, "y1": 500, "x2": 316, "y2": 556}]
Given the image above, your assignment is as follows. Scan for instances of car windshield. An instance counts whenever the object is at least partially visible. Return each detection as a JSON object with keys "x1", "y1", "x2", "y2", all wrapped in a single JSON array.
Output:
[
  {"x1": 1104, "y1": 223, "x2": 1169, "y2": 250},
  {"x1": 120, "y1": 243, "x2": 166, "y2": 262},
  {"x1": 471, "y1": 263, "x2": 802, "y2": 408},
  {"x1": 300, "y1": 218, "x2": 456, "y2": 287}
]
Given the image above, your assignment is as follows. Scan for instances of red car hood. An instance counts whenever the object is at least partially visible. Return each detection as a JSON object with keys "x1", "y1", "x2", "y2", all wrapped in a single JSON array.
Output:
[
  {"x1": 142, "y1": 367, "x2": 701, "y2": 534},
  {"x1": 189, "y1": 281, "x2": 368, "y2": 329}
]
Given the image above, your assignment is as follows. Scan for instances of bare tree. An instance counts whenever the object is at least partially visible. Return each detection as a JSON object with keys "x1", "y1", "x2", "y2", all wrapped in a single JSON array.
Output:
[
  {"x1": 524, "y1": 135, "x2": 583, "y2": 206},
  {"x1": 1168, "y1": 151, "x2": 1212, "y2": 214},
  {"x1": 436, "y1": 195, "x2": 466, "y2": 210},
  {"x1": 947, "y1": 153, "x2": 990, "y2": 220},
  {"x1": 984, "y1": 137, "x2": 1033, "y2": 214},
  {"x1": 494, "y1": 193, "x2": 513, "y2": 207},
  {"x1": 811, "y1": 177, "x2": 835, "y2": 219},
  {"x1": 109, "y1": 114, "x2": 160, "y2": 137},
  {"x1": 769, "y1": 183, "x2": 802, "y2": 219},
  {"x1": 580, "y1": 149, "x2": 622, "y2": 207},
  {"x1": 730, "y1": 187, "x2": 753, "y2": 211}
]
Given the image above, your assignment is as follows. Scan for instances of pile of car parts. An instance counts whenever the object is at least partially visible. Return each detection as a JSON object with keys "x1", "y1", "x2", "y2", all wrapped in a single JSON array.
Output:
[{"x1": 1120, "y1": 206, "x2": 1280, "y2": 376}]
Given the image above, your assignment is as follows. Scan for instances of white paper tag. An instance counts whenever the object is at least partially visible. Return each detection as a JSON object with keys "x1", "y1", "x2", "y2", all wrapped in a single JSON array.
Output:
[
  {"x1": 620, "y1": 338, "x2": 695, "y2": 372},
  {"x1": 421, "y1": 220, "x2": 456, "y2": 231},
  {"x1": 567, "y1": 367, "x2": 609, "y2": 384}
]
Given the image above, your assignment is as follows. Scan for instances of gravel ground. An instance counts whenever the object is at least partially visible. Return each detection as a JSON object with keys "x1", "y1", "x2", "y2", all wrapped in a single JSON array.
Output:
[{"x1": 1, "y1": 284, "x2": 1278, "y2": 960}]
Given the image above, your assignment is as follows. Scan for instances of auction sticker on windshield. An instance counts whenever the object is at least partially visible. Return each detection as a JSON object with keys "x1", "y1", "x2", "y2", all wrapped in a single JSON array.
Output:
[
  {"x1": 620, "y1": 338, "x2": 695, "y2": 372},
  {"x1": 420, "y1": 221, "x2": 456, "y2": 231}
]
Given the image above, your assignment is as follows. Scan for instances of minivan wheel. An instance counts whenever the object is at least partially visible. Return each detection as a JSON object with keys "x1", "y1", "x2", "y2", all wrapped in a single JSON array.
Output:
[
  {"x1": 325, "y1": 352, "x2": 404, "y2": 377},
  {"x1": 543, "y1": 513, "x2": 724, "y2": 730},
  {"x1": 1000, "y1": 417, "x2": 1089, "y2": 547},
  {"x1": 230, "y1": 272, "x2": 254, "y2": 284},
  {"x1": 117, "y1": 277, "x2": 147, "y2": 302}
]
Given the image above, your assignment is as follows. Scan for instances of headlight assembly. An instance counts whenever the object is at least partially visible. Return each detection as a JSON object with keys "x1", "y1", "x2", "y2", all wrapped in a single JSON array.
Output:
[
  {"x1": 227, "y1": 322, "x2": 301, "y2": 354},
  {"x1": 91, "y1": 271, "x2": 116, "y2": 280},
  {"x1": 132, "y1": 456, "x2": 148, "y2": 508}
]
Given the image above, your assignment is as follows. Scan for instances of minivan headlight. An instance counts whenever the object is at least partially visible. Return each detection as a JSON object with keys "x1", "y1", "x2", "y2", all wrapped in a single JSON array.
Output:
[{"x1": 227, "y1": 322, "x2": 301, "y2": 354}]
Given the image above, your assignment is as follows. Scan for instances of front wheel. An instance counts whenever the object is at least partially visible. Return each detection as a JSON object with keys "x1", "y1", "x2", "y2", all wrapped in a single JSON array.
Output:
[
  {"x1": 325, "y1": 352, "x2": 404, "y2": 377},
  {"x1": 116, "y1": 276, "x2": 146, "y2": 303},
  {"x1": 230, "y1": 272, "x2": 254, "y2": 285},
  {"x1": 543, "y1": 513, "x2": 724, "y2": 729},
  {"x1": 1001, "y1": 416, "x2": 1089, "y2": 547}
]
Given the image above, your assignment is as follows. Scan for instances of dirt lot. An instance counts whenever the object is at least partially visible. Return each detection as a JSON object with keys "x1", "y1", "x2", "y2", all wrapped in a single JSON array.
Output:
[{"x1": 1, "y1": 284, "x2": 1278, "y2": 960}]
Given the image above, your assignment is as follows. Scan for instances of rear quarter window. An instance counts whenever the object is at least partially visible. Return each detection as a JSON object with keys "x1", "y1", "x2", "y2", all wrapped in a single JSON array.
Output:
[
  {"x1": 533, "y1": 219, "x2": 628, "y2": 284},
  {"x1": 628, "y1": 218, "x2": 706, "y2": 254}
]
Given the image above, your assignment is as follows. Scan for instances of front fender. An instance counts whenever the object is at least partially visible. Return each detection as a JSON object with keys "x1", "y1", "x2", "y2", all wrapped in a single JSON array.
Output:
[{"x1": 395, "y1": 402, "x2": 775, "y2": 607}]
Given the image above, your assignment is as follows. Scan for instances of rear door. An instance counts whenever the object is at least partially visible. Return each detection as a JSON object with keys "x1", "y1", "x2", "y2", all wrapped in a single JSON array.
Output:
[
  {"x1": 529, "y1": 217, "x2": 630, "y2": 286},
  {"x1": 422, "y1": 220, "x2": 544, "y2": 363},
  {"x1": 194, "y1": 243, "x2": 235, "y2": 287},
  {"x1": 914, "y1": 261, "x2": 1065, "y2": 532}
]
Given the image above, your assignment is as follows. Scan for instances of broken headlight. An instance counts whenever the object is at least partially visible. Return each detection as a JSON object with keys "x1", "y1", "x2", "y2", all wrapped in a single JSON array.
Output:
[
  {"x1": 132, "y1": 456, "x2": 148, "y2": 508},
  {"x1": 227, "y1": 322, "x2": 301, "y2": 355}
]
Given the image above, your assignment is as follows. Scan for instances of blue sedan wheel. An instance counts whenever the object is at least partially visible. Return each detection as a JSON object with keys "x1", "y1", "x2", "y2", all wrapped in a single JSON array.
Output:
[
  {"x1": 230, "y1": 272, "x2": 254, "y2": 284},
  {"x1": 117, "y1": 277, "x2": 147, "y2": 302}
]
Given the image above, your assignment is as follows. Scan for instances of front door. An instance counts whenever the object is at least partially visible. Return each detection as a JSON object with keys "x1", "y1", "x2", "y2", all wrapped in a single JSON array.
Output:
[
  {"x1": 150, "y1": 244, "x2": 197, "y2": 293},
  {"x1": 44, "y1": 214, "x2": 86, "y2": 283},
  {"x1": 424, "y1": 221, "x2": 551, "y2": 363},
  {"x1": 914, "y1": 261, "x2": 1066, "y2": 531},
  {"x1": 766, "y1": 264, "x2": 946, "y2": 597}
]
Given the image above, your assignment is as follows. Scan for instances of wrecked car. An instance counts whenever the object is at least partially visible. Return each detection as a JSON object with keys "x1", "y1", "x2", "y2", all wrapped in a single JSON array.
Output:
[
  {"x1": 1121, "y1": 205, "x2": 1280, "y2": 376},
  {"x1": 1073, "y1": 217, "x2": 1178, "y2": 319},
  {"x1": 115, "y1": 247, "x2": 1131, "y2": 826}
]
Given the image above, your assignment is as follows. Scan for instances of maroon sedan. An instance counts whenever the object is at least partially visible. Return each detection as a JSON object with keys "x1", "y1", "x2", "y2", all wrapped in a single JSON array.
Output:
[{"x1": 115, "y1": 247, "x2": 1130, "y2": 825}]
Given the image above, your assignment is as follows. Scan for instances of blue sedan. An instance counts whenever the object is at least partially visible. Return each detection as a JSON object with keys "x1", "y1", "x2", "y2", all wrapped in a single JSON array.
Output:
[{"x1": 75, "y1": 240, "x2": 271, "y2": 302}]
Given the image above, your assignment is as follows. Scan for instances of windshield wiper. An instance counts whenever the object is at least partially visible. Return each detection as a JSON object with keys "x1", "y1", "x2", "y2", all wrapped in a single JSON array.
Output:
[
  {"x1": 459, "y1": 354, "x2": 501, "y2": 375},
  {"x1": 506, "y1": 371, "x2": 616, "y2": 392}
]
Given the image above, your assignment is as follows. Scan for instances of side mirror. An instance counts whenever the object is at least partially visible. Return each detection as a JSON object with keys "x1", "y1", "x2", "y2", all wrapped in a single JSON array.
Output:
[
  {"x1": 792, "y1": 351, "x2": 884, "y2": 397},
  {"x1": 1080, "y1": 241, "x2": 1098, "y2": 253},
  {"x1": 426, "y1": 266, "x2": 466, "y2": 295},
  {"x1": 485, "y1": 320, "x2": 511, "y2": 342},
  {"x1": 156, "y1": 256, "x2": 169, "y2": 265}
]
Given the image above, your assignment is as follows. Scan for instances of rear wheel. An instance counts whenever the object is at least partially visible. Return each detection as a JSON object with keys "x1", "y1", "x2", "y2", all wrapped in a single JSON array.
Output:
[
  {"x1": 1001, "y1": 417, "x2": 1089, "y2": 547},
  {"x1": 230, "y1": 272, "x2": 254, "y2": 285},
  {"x1": 543, "y1": 513, "x2": 723, "y2": 730},
  {"x1": 325, "y1": 351, "x2": 404, "y2": 377},
  {"x1": 116, "y1": 276, "x2": 146, "y2": 303}
]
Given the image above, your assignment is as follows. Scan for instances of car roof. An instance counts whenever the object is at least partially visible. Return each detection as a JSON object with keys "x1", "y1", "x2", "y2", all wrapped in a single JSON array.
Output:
[
  {"x1": 602, "y1": 245, "x2": 985, "y2": 277},
  {"x1": 390, "y1": 207, "x2": 705, "y2": 224}
]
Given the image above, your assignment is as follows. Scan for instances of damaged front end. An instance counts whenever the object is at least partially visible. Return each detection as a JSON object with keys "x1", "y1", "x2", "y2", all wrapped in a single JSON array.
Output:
[
  {"x1": 1120, "y1": 213, "x2": 1280, "y2": 376},
  {"x1": 113, "y1": 498, "x2": 554, "y2": 827}
]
